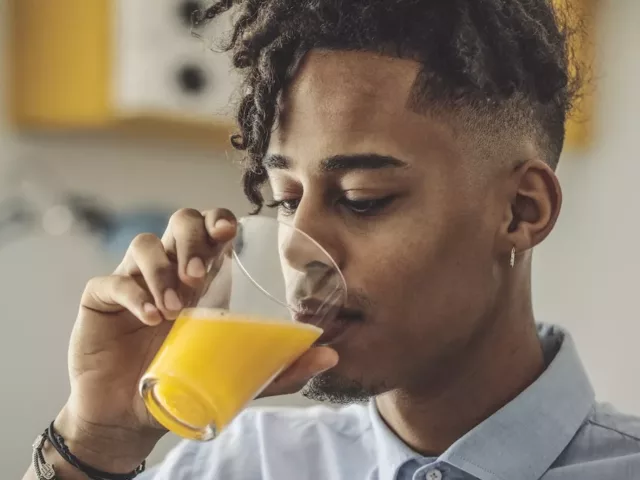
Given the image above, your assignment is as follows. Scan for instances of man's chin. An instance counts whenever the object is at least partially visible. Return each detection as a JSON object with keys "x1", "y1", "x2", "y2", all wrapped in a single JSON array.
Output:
[{"x1": 301, "y1": 371, "x2": 375, "y2": 405}]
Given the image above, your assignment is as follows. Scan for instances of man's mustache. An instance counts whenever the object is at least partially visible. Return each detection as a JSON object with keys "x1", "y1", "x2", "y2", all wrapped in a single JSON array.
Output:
[{"x1": 288, "y1": 281, "x2": 372, "y2": 316}]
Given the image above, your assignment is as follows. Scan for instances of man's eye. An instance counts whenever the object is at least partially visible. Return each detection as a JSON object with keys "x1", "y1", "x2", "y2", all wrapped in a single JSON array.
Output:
[
  {"x1": 342, "y1": 197, "x2": 395, "y2": 215},
  {"x1": 267, "y1": 199, "x2": 300, "y2": 216},
  {"x1": 267, "y1": 196, "x2": 395, "y2": 217}
]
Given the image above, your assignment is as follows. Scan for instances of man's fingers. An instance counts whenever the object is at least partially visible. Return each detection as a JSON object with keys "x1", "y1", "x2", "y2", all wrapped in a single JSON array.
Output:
[
  {"x1": 162, "y1": 209, "x2": 210, "y2": 285},
  {"x1": 162, "y1": 208, "x2": 238, "y2": 286},
  {"x1": 203, "y1": 208, "x2": 238, "y2": 245},
  {"x1": 108, "y1": 208, "x2": 238, "y2": 319},
  {"x1": 123, "y1": 233, "x2": 182, "y2": 319},
  {"x1": 81, "y1": 275, "x2": 163, "y2": 326}
]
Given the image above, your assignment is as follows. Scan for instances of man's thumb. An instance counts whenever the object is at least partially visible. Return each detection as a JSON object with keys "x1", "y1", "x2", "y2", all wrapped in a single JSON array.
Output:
[{"x1": 261, "y1": 347, "x2": 339, "y2": 397}]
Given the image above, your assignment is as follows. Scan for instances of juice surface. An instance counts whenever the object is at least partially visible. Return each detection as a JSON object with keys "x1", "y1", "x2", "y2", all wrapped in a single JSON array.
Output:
[{"x1": 144, "y1": 309, "x2": 322, "y2": 437}]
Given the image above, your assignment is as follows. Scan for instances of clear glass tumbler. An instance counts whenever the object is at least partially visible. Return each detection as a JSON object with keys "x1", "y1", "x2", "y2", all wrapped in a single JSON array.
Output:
[{"x1": 140, "y1": 215, "x2": 346, "y2": 440}]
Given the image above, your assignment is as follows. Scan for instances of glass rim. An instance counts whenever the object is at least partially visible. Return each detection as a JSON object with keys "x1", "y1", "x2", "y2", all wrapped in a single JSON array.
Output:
[{"x1": 231, "y1": 215, "x2": 348, "y2": 312}]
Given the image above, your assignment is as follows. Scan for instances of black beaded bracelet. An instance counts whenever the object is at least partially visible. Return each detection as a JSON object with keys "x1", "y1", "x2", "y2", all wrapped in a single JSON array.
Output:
[{"x1": 45, "y1": 422, "x2": 146, "y2": 480}]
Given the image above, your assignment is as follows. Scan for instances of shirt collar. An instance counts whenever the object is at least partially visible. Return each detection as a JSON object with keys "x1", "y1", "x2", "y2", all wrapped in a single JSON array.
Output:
[
  {"x1": 370, "y1": 324, "x2": 596, "y2": 480},
  {"x1": 369, "y1": 399, "x2": 419, "y2": 479}
]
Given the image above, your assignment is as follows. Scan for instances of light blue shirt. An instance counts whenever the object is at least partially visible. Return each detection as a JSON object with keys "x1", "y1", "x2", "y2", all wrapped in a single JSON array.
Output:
[{"x1": 141, "y1": 325, "x2": 640, "y2": 479}]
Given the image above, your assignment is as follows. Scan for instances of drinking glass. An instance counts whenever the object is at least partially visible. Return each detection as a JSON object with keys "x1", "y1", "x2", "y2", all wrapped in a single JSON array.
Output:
[{"x1": 140, "y1": 215, "x2": 346, "y2": 441}]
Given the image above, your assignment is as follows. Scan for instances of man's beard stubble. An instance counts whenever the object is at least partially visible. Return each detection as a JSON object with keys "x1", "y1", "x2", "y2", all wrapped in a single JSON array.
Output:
[{"x1": 301, "y1": 370, "x2": 377, "y2": 405}]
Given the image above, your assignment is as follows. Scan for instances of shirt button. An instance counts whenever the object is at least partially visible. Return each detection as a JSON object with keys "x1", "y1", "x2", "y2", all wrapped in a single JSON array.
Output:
[{"x1": 425, "y1": 469, "x2": 443, "y2": 480}]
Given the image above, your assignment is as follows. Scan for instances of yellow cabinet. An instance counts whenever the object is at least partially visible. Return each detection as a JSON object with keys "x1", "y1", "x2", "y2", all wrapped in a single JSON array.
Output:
[
  {"x1": 7, "y1": 0, "x2": 237, "y2": 147},
  {"x1": 556, "y1": 0, "x2": 598, "y2": 150}
]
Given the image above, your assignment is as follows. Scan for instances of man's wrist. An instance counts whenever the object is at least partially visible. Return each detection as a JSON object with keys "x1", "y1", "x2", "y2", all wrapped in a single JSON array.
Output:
[{"x1": 54, "y1": 408, "x2": 156, "y2": 474}]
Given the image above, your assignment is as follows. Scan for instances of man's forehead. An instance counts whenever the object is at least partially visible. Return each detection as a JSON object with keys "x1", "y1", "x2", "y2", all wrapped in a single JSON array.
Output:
[
  {"x1": 271, "y1": 50, "x2": 425, "y2": 154},
  {"x1": 284, "y1": 50, "x2": 418, "y2": 111}
]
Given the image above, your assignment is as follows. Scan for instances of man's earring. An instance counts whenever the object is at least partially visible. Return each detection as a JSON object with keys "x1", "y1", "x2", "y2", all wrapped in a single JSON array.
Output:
[{"x1": 510, "y1": 246, "x2": 516, "y2": 268}]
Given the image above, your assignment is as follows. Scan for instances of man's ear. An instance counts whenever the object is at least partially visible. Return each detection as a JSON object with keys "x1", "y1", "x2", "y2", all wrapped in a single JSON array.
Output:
[{"x1": 500, "y1": 160, "x2": 562, "y2": 254}]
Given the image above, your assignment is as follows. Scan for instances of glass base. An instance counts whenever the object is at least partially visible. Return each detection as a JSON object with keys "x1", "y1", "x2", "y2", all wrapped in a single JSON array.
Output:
[{"x1": 140, "y1": 376, "x2": 218, "y2": 441}]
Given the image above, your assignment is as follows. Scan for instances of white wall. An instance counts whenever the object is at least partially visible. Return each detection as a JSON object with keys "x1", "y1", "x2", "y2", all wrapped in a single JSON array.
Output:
[
  {"x1": 0, "y1": 1, "x2": 249, "y2": 472},
  {"x1": 532, "y1": 0, "x2": 640, "y2": 415},
  {"x1": 0, "y1": 2, "x2": 318, "y2": 476},
  {"x1": 1, "y1": 0, "x2": 640, "y2": 477}
]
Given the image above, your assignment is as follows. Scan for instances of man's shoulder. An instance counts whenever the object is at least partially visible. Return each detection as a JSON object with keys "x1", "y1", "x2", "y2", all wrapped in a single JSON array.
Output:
[
  {"x1": 584, "y1": 403, "x2": 640, "y2": 445},
  {"x1": 552, "y1": 402, "x2": 640, "y2": 472}
]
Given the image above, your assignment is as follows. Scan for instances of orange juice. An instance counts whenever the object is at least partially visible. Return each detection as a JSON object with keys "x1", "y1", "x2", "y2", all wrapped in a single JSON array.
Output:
[{"x1": 141, "y1": 308, "x2": 322, "y2": 440}]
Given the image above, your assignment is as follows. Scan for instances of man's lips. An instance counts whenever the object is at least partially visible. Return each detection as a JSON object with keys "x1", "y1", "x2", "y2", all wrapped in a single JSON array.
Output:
[{"x1": 292, "y1": 305, "x2": 363, "y2": 345}]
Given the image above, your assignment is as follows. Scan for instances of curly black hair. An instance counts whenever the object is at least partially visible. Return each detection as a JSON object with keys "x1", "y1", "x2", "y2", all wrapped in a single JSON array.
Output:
[{"x1": 194, "y1": 0, "x2": 583, "y2": 211}]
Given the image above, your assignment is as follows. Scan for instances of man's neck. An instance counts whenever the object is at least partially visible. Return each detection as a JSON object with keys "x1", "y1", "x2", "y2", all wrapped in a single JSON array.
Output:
[{"x1": 376, "y1": 314, "x2": 544, "y2": 456}]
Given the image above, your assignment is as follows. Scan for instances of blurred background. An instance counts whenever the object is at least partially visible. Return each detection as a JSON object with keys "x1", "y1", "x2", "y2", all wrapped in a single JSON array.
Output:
[{"x1": 1, "y1": 0, "x2": 639, "y2": 477}]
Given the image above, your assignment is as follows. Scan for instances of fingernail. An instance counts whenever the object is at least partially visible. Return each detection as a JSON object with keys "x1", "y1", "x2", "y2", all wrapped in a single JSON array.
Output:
[
  {"x1": 164, "y1": 289, "x2": 183, "y2": 311},
  {"x1": 186, "y1": 257, "x2": 206, "y2": 278},
  {"x1": 143, "y1": 303, "x2": 161, "y2": 324},
  {"x1": 214, "y1": 218, "x2": 233, "y2": 229},
  {"x1": 143, "y1": 303, "x2": 158, "y2": 314}
]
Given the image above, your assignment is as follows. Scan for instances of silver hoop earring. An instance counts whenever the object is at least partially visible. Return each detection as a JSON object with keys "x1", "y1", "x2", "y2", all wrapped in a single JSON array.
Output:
[{"x1": 510, "y1": 247, "x2": 516, "y2": 268}]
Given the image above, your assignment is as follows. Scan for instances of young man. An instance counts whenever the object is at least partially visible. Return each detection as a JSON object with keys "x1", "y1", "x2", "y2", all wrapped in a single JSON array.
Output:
[{"x1": 24, "y1": 1, "x2": 640, "y2": 479}]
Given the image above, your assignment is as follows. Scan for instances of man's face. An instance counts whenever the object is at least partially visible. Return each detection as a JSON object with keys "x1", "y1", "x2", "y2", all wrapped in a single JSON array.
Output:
[{"x1": 267, "y1": 50, "x2": 507, "y2": 401}]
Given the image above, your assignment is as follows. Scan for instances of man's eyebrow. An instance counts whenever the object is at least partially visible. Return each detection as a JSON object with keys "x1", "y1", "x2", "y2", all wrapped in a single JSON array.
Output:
[
  {"x1": 263, "y1": 153, "x2": 408, "y2": 171},
  {"x1": 263, "y1": 154, "x2": 291, "y2": 169},
  {"x1": 320, "y1": 154, "x2": 408, "y2": 171}
]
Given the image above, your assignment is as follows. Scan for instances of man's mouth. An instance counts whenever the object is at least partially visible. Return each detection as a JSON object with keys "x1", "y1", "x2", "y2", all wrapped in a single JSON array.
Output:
[{"x1": 291, "y1": 299, "x2": 363, "y2": 345}]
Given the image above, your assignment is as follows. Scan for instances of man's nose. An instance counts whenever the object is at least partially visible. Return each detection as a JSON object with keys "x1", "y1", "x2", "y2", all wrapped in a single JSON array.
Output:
[
  {"x1": 278, "y1": 223, "x2": 344, "y2": 303},
  {"x1": 280, "y1": 226, "x2": 331, "y2": 273},
  {"x1": 280, "y1": 199, "x2": 343, "y2": 271}
]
